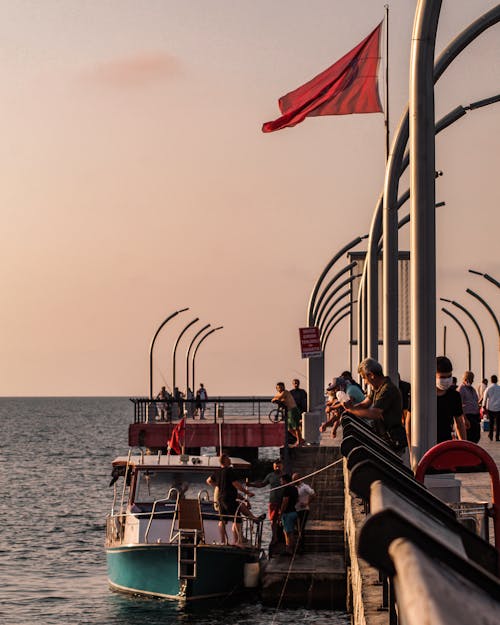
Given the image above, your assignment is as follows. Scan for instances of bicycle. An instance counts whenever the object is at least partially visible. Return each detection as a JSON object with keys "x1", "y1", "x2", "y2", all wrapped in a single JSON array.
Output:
[{"x1": 268, "y1": 402, "x2": 286, "y2": 423}]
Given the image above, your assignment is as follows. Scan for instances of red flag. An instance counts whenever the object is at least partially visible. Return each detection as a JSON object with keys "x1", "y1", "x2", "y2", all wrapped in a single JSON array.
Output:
[
  {"x1": 168, "y1": 418, "x2": 185, "y2": 455},
  {"x1": 262, "y1": 23, "x2": 383, "y2": 133}
]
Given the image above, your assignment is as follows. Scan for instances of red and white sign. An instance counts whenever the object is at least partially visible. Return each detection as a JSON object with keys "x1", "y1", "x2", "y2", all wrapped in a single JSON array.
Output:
[{"x1": 299, "y1": 327, "x2": 322, "y2": 359}]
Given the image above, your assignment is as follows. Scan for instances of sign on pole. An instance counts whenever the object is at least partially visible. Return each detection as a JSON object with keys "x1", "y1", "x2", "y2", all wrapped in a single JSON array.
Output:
[{"x1": 299, "y1": 327, "x2": 322, "y2": 359}]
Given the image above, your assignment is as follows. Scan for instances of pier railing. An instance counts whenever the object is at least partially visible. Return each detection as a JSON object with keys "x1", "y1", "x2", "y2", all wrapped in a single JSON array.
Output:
[{"x1": 129, "y1": 396, "x2": 274, "y2": 425}]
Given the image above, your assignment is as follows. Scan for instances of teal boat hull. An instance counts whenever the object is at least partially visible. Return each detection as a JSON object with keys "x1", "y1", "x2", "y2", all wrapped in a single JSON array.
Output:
[{"x1": 107, "y1": 543, "x2": 258, "y2": 601}]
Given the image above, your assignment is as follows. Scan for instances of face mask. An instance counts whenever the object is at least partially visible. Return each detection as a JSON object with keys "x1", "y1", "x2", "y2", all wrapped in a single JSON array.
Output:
[{"x1": 436, "y1": 376, "x2": 453, "y2": 391}]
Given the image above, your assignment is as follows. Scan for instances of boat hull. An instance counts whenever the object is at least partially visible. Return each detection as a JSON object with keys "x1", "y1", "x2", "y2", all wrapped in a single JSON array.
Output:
[{"x1": 107, "y1": 543, "x2": 259, "y2": 601}]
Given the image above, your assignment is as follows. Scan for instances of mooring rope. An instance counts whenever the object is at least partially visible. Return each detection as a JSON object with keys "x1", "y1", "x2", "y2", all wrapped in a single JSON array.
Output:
[{"x1": 267, "y1": 456, "x2": 344, "y2": 492}]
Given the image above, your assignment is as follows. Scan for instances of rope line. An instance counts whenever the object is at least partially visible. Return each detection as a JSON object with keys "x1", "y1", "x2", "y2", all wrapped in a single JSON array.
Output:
[{"x1": 267, "y1": 456, "x2": 344, "y2": 492}]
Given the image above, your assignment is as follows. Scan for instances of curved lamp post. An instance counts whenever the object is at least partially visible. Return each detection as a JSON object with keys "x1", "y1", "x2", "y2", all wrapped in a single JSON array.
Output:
[
  {"x1": 192, "y1": 326, "x2": 224, "y2": 393},
  {"x1": 322, "y1": 310, "x2": 351, "y2": 353},
  {"x1": 185, "y1": 323, "x2": 211, "y2": 395},
  {"x1": 320, "y1": 301, "x2": 355, "y2": 351},
  {"x1": 440, "y1": 298, "x2": 485, "y2": 381},
  {"x1": 149, "y1": 307, "x2": 189, "y2": 399},
  {"x1": 466, "y1": 287, "x2": 500, "y2": 376},
  {"x1": 359, "y1": 3, "x2": 500, "y2": 376},
  {"x1": 315, "y1": 273, "x2": 362, "y2": 329},
  {"x1": 469, "y1": 268, "x2": 500, "y2": 289},
  {"x1": 441, "y1": 307, "x2": 472, "y2": 371},
  {"x1": 172, "y1": 318, "x2": 199, "y2": 392}
]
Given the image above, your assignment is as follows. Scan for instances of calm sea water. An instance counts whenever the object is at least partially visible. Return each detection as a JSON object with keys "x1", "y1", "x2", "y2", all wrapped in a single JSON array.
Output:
[{"x1": 0, "y1": 397, "x2": 348, "y2": 625}]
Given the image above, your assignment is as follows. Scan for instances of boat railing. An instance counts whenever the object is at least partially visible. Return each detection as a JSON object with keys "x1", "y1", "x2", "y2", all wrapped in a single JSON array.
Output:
[
  {"x1": 146, "y1": 494, "x2": 179, "y2": 544},
  {"x1": 129, "y1": 396, "x2": 274, "y2": 424}
]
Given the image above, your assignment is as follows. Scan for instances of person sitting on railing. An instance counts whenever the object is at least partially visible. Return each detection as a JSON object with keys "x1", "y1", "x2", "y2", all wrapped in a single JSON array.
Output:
[
  {"x1": 272, "y1": 382, "x2": 305, "y2": 447},
  {"x1": 206, "y1": 454, "x2": 265, "y2": 546}
]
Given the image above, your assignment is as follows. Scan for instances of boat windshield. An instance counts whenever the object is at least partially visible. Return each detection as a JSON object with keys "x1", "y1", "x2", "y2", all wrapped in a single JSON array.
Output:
[{"x1": 134, "y1": 469, "x2": 213, "y2": 503}]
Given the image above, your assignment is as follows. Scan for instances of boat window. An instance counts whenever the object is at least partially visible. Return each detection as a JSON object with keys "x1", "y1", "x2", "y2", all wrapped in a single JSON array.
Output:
[{"x1": 134, "y1": 470, "x2": 213, "y2": 503}]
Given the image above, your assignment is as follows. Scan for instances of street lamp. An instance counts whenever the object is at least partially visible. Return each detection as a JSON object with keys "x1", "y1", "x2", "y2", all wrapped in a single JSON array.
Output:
[
  {"x1": 440, "y1": 298, "x2": 485, "y2": 380},
  {"x1": 192, "y1": 326, "x2": 224, "y2": 392},
  {"x1": 320, "y1": 301, "x2": 355, "y2": 350},
  {"x1": 149, "y1": 307, "x2": 189, "y2": 399},
  {"x1": 469, "y1": 269, "x2": 500, "y2": 289},
  {"x1": 185, "y1": 324, "x2": 211, "y2": 396},
  {"x1": 315, "y1": 272, "x2": 362, "y2": 329},
  {"x1": 172, "y1": 318, "x2": 199, "y2": 392},
  {"x1": 441, "y1": 307, "x2": 472, "y2": 371},
  {"x1": 466, "y1": 287, "x2": 500, "y2": 376}
]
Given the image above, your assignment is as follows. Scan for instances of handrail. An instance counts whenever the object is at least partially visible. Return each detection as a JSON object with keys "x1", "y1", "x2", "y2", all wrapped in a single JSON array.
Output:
[{"x1": 146, "y1": 495, "x2": 178, "y2": 544}]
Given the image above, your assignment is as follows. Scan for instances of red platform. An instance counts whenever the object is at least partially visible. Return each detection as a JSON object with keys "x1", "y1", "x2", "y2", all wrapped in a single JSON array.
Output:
[{"x1": 129, "y1": 421, "x2": 285, "y2": 450}]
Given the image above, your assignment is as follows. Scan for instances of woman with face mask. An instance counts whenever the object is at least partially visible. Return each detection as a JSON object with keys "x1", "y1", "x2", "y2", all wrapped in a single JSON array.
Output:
[{"x1": 436, "y1": 356, "x2": 467, "y2": 443}]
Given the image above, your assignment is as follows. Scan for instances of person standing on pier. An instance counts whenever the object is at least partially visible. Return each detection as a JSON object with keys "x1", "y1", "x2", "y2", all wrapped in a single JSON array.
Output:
[
  {"x1": 341, "y1": 358, "x2": 408, "y2": 459},
  {"x1": 292, "y1": 472, "x2": 315, "y2": 553},
  {"x1": 272, "y1": 382, "x2": 304, "y2": 447},
  {"x1": 279, "y1": 473, "x2": 298, "y2": 556},
  {"x1": 195, "y1": 383, "x2": 208, "y2": 419},
  {"x1": 290, "y1": 378, "x2": 308, "y2": 414},
  {"x1": 484, "y1": 375, "x2": 500, "y2": 442},
  {"x1": 458, "y1": 371, "x2": 481, "y2": 443},
  {"x1": 435, "y1": 357, "x2": 467, "y2": 443},
  {"x1": 249, "y1": 459, "x2": 283, "y2": 556}
]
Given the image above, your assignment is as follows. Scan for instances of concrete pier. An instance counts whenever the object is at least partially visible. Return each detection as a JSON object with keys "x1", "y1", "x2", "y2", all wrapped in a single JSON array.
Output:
[{"x1": 260, "y1": 445, "x2": 346, "y2": 608}]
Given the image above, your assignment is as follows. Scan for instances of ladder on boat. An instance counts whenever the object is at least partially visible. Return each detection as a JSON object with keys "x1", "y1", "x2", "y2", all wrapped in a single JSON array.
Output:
[{"x1": 171, "y1": 499, "x2": 205, "y2": 581}]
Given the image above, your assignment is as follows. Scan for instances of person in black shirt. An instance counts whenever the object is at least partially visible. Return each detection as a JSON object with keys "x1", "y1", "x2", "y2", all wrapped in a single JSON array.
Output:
[
  {"x1": 436, "y1": 357, "x2": 467, "y2": 443},
  {"x1": 290, "y1": 379, "x2": 308, "y2": 414},
  {"x1": 279, "y1": 473, "x2": 298, "y2": 555},
  {"x1": 207, "y1": 454, "x2": 265, "y2": 545}
]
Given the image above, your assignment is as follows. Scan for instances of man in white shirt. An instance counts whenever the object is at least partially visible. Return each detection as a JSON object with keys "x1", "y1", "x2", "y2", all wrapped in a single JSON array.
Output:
[
  {"x1": 484, "y1": 375, "x2": 500, "y2": 442},
  {"x1": 292, "y1": 472, "x2": 315, "y2": 553}
]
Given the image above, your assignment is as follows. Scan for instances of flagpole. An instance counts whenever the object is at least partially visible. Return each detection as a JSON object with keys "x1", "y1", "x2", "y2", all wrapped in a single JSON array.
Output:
[{"x1": 385, "y1": 4, "x2": 390, "y2": 161}]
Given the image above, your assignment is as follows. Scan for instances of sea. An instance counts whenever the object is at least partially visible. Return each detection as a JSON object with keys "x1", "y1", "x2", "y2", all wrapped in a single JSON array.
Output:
[{"x1": 0, "y1": 397, "x2": 349, "y2": 625}]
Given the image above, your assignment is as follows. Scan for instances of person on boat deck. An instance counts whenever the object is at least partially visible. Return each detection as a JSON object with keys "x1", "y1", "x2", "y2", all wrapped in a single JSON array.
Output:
[
  {"x1": 272, "y1": 382, "x2": 304, "y2": 447},
  {"x1": 207, "y1": 454, "x2": 265, "y2": 546}
]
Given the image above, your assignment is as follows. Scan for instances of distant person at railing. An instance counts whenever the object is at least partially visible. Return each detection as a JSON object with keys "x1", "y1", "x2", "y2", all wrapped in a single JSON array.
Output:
[
  {"x1": 195, "y1": 383, "x2": 208, "y2": 419},
  {"x1": 155, "y1": 386, "x2": 170, "y2": 422},
  {"x1": 186, "y1": 387, "x2": 195, "y2": 419},
  {"x1": 272, "y1": 382, "x2": 304, "y2": 447},
  {"x1": 290, "y1": 378, "x2": 308, "y2": 414},
  {"x1": 172, "y1": 387, "x2": 184, "y2": 420}
]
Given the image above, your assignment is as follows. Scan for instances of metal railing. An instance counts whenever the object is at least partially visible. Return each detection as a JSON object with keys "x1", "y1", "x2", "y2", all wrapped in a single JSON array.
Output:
[{"x1": 129, "y1": 396, "x2": 274, "y2": 424}]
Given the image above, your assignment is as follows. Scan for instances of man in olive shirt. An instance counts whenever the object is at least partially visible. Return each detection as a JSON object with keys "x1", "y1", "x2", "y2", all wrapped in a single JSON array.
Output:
[{"x1": 341, "y1": 358, "x2": 408, "y2": 458}]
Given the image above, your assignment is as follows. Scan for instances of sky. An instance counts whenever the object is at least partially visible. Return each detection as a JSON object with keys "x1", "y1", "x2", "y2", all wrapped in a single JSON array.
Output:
[{"x1": 0, "y1": 0, "x2": 499, "y2": 397}]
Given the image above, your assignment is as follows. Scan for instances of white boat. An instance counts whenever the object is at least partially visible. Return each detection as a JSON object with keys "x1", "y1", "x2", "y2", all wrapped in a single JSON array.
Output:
[{"x1": 106, "y1": 452, "x2": 264, "y2": 601}]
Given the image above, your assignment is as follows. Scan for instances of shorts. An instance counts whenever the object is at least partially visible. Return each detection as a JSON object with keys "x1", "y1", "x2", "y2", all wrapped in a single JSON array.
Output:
[
  {"x1": 219, "y1": 499, "x2": 242, "y2": 523},
  {"x1": 281, "y1": 511, "x2": 297, "y2": 534},
  {"x1": 269, "y1": 502, "x2": 280, "y2": 523},
  {"x1": 287, "y1": 407, "x2": 301, "y2": 429}
]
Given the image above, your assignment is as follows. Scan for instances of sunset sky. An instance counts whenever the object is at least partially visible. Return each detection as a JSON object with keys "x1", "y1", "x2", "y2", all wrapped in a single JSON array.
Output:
[{"x1": 1, "y1": 1, "x2": 498, "y2": 397}]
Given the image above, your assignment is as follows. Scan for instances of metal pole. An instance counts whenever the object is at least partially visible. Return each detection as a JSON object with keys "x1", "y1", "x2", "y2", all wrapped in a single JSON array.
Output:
[
  {"x1": 185, "y1": 324, "x2": 211, "y2": 395},
  {"x1": 441, "y1": 308, "x2": 472, "y2": 371},
  {"x1": 443, "y1": 324, "x2": 447, "y2": 356},
  {"x1": 409, "y1": 0, "x2": 442, "y2": 468},
  {"x1": 441, "y1": 298, "x2": 485, "y2": 381},
  {"x1": 172, "y1": 318, "x2": 199, "y2": 392},
  {"x1": 192, "y1": 326, "x2": 223, "y2": 393},
  {"x1": 367, "y1": 5, "x2": 500, "y2": 392},
  {"x1": 149, "y1": 307, "x2": 189, "y2": 399}
]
